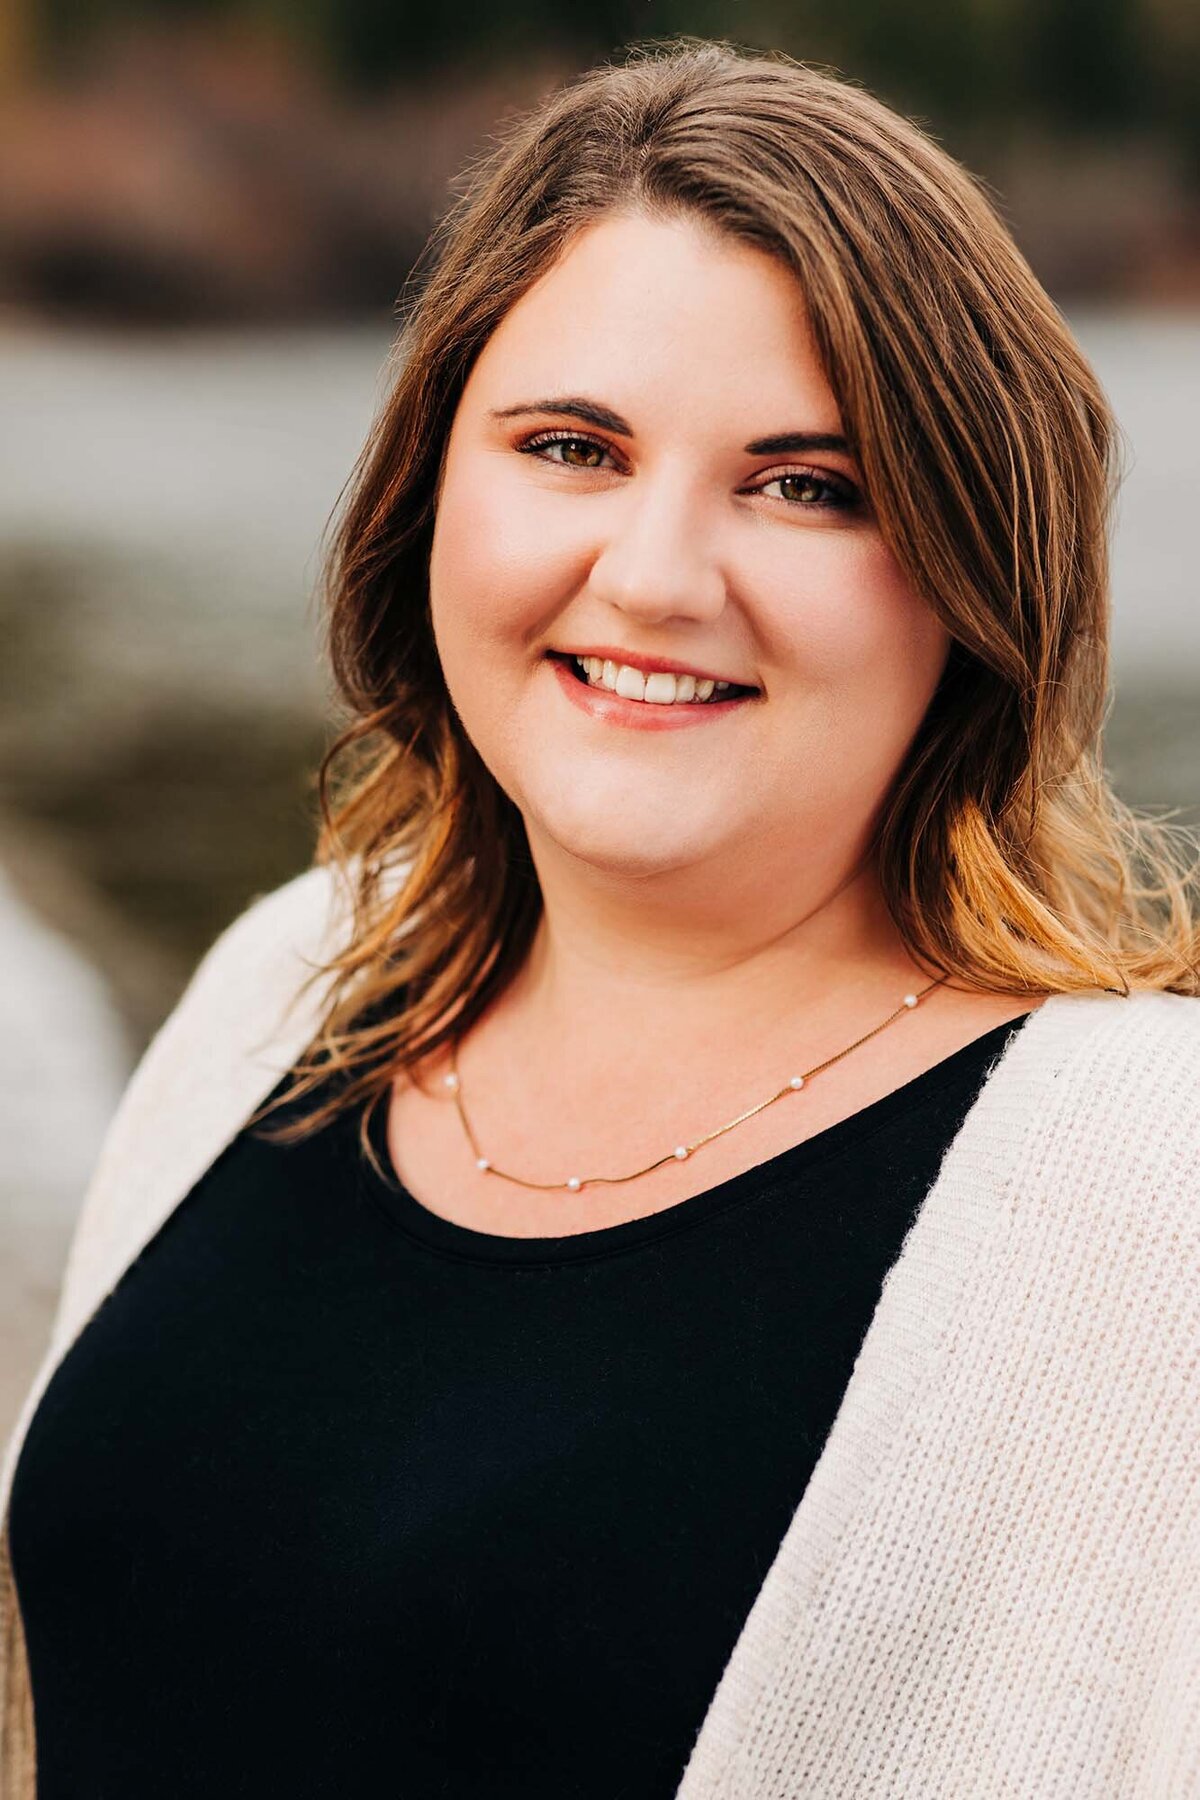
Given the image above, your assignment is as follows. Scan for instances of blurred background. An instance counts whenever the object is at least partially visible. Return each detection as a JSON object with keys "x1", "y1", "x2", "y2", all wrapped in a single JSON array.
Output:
[{"x1": 1, "y1": 0, "x2": 1198, "y2": 1429}]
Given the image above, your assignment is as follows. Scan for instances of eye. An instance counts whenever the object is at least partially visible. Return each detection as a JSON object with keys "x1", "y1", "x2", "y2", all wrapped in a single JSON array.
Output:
[
  {"x1": 753, "y1": 468, "x2": 860, "y2": 510},
  {"x1": 518, "y1": 430, "x2": 617, "y2": 470}
]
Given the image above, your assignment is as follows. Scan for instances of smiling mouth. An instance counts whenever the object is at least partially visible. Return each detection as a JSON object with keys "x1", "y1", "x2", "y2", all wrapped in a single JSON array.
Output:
[{"x1": 548, "y1": 651, "x2": 758, "y2": 706}]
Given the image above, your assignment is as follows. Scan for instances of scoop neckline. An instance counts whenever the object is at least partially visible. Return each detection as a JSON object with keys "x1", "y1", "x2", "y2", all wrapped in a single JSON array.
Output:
[{"x1": 352, "y1": 1013, "x2": 1036, "y2": 1267}]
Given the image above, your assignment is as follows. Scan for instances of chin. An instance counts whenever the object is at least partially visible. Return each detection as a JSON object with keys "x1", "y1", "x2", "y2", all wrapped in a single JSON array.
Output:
[
  {"x1": 568, "y1": 840, "x2": 691, "y2": 878},
  {"x1": 529, "y1": 807, "x2": 718, "y2": 878}
]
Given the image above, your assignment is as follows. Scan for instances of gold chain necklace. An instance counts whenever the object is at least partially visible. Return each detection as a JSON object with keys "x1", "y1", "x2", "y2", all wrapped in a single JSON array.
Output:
[{"x1": 442, "y1": 974, "x2": 949, "y2": 1193}]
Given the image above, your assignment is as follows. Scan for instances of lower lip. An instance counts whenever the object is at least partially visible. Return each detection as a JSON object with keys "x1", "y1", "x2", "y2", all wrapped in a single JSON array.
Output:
[{"x1": 547, "y1": 657, "x2": 756, "y2": 731}]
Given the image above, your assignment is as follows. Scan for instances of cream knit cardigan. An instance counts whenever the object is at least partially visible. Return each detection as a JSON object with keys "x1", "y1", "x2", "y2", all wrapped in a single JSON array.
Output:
[{"x1": 2, "y1": 862, "x2": 1199, "y2": 1798}]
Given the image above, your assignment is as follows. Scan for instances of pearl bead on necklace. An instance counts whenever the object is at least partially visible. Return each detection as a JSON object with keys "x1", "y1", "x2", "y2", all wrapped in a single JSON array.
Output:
[{"x1": 439, "y1": 978, "x2": 946, "y2": 1195}]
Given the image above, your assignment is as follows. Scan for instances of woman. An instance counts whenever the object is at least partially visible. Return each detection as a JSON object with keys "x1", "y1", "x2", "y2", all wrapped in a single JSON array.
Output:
[{"x1": 3, "y1": 36, "x2": 1198, "y2": 1798}]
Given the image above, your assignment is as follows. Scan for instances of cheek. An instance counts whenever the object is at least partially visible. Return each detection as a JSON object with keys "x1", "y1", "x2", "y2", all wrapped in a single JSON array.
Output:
[
  {"x1": 427, "y1": 459, "x2": 564, "y2": 800},
  {"x1": 429, "y1": 453, "x2": 574, "y2": 655},
  {"x1": 770, "y1": 536, "x2": 948, "y2": 696}
]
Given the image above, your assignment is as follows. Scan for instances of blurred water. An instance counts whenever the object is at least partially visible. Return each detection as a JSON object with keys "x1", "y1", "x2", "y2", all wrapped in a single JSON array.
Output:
[
  {"x1": 1075, "y1": 310, "x2": 1199, "y2": 678},
  {"x1": 0, "y1": 323, "x2": 396, "y2": 709}
]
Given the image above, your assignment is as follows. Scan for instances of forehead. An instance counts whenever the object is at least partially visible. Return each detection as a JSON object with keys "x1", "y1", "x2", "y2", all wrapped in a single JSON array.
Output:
[{"x1": 460, "y1": 209, "x2": 844, "y2": 434}]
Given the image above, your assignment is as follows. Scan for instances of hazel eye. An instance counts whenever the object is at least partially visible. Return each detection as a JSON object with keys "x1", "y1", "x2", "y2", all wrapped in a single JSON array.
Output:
[
  {"x1": 756, "y1": 469, "x2": 858, "y2": 509},
  {"x1": 520, "y1": 431, "x2": 615, "y2": 470}
]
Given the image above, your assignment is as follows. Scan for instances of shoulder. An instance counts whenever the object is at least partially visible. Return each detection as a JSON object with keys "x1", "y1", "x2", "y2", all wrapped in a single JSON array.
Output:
[
  {"x1": 1094, "y1": 989, "x2": 1200, "y2": 1159},
  {"x1": 1024, "y1": 986, "x2": 1200, "y2": 1087},
  {"x1": 100, "y1": 862, "x2": 345, "y2": 1103},
  {"x1": 84, "y1": 861, "x2": 358, "y2": 1174},
  {"x1": 1007, "y1": 986, "x2": 1200, "y2": 1215},
  {"x1": 145, "y1": 851, "x2": 420, "y2": 1049},
  {"x1": 101, "y1": 855, "x2": 387, "y2": 1121},
  {"x1": 184, "y1": 861, "x2": 352, "y2": 1004},
  {"x1": 1059, "y1": 986, "x2": 1200, "y2": 1080},
  {"x1": 46, "y1": 859, "x2": 379, "y2": 1345},
  {"x1": 97, "y1": 845, "x2": 415, "y2": 1134},
  {"x1": 1029, "y1": 990, "x2": 1200, "y2": 1361}
]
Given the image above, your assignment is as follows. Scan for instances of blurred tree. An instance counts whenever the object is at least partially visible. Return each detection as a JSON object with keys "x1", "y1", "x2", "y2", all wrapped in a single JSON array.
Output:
[
  {"x1": 1019, "y1": 0, "x2": 1151, "y2": 126},
  {"x1": 23, "y1": 0, "x2": 1198, "y2": 312},
  {"x1": 31, "y1": 0, "x2": 1198, "y2": 148}
]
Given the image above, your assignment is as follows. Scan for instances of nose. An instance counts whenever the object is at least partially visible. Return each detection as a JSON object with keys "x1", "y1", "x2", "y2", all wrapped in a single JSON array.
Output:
[{"x1": 585, "y1": 475, "x2": 728, "y2": 627}]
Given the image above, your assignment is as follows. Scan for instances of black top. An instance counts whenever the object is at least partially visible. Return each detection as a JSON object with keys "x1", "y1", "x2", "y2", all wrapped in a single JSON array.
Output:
[{"x1": 11, "y1": 1014, "x2": 1030, "y2": 1799}]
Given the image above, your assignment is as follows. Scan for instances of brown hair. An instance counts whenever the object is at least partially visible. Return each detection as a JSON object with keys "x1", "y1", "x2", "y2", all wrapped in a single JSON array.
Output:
[{"x1": 255, "y1": 34, "x2": 1200, "y2": 1158}]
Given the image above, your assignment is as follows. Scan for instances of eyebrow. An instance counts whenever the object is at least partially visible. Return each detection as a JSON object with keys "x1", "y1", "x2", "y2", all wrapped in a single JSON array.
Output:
[{"x1": 489, "y1": 396, "x2": 852, "y2": 459}]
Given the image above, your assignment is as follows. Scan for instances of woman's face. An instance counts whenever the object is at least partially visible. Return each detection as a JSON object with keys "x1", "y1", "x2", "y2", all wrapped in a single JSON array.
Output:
[{"x1": 428, "y1": 208, "x2": 951, "y2": 887}]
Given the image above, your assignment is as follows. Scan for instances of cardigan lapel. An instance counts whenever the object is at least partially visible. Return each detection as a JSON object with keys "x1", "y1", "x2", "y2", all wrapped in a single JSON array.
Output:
[{"x1": 673, "y1": 989, "x2": 1120, "y2": 1797}]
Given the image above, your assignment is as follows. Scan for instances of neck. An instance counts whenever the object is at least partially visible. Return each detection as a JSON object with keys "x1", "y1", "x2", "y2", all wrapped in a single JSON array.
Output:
[{"x1": 502, "y1": 832, "x2": 933, "y2": 1074}]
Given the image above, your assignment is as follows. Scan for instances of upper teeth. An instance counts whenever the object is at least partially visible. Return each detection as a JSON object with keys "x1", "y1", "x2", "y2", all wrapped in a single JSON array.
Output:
[{"x1": 573, "y1": 655, "x2": 732, "y2": 704}]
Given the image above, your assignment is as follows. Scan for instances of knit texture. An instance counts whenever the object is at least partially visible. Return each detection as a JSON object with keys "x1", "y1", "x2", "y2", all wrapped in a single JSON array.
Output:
[{"x1": 2, "y1": 863, "x2": 1198, "y2": 1797}]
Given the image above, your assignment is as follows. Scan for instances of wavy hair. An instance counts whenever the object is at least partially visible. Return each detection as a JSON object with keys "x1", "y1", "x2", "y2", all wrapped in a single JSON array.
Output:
[{"x1": 253, "y1": 35, "x2": 1200, "y2": 1159}]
